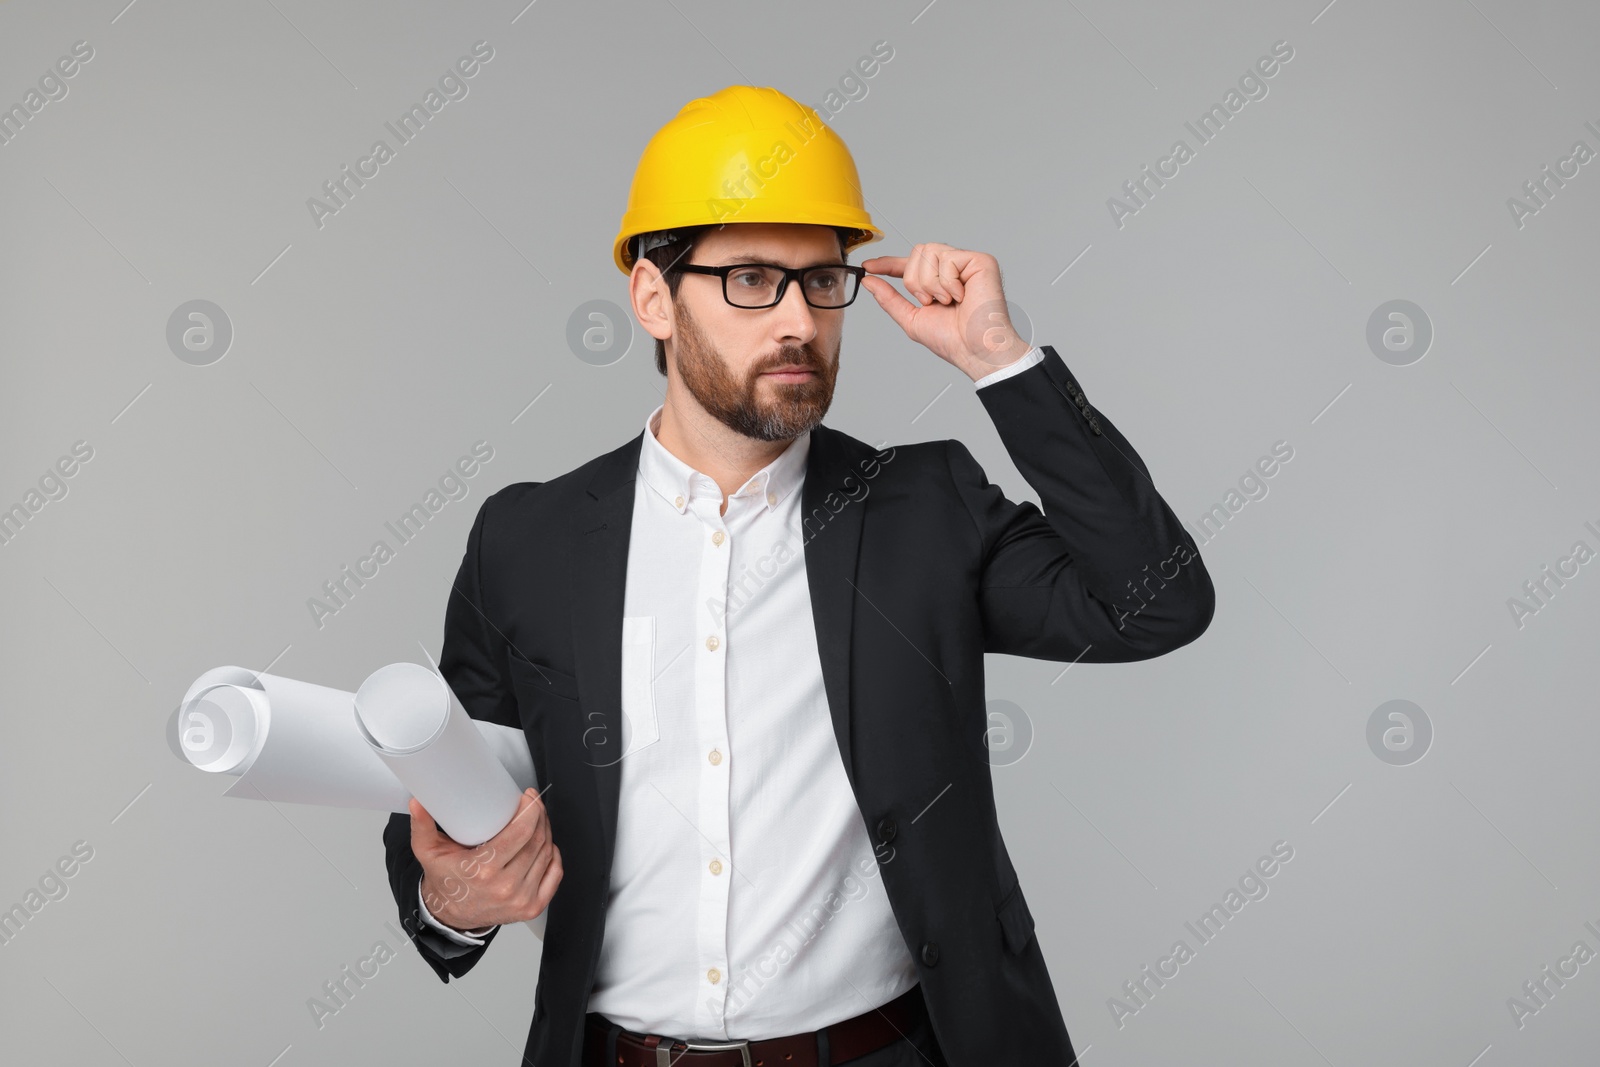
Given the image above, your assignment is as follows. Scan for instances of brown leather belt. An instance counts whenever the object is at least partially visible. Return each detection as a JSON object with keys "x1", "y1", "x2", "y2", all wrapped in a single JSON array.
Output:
[{"x1": 582, "y1": 984, "x2": 924, "y2": 1067}]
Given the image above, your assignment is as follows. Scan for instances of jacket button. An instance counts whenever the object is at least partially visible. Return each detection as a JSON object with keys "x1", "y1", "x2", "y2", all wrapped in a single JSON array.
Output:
[
  {"x1": 877, "y1": 817, "x2": 897, "y2": 843},
  {"x1": 920, "y1": 941, "x2": 940, "y2": 967},
  {"x1": 1089, "y1": 417, "x2": 1102, "y2": 435}
]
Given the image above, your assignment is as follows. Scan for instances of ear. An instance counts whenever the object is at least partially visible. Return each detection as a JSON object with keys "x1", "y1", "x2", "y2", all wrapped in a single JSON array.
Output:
[{"x1": 630, "y1": 260, "x2": 674, "y2": 344}]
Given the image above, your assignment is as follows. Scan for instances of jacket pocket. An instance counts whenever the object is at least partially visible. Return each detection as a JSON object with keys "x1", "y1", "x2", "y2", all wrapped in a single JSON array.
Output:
[
  {"x1": 995, "y1": 880, "x2": 1036, "y2": 955},
  {"x1": 507, "y1": 654, "x2": 580, "y2": 702}
]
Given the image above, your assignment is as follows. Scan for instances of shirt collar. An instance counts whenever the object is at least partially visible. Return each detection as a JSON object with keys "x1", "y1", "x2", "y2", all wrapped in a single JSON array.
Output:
[{"x1": 638, "y1": 404, "x2": 809, "y2": 515}]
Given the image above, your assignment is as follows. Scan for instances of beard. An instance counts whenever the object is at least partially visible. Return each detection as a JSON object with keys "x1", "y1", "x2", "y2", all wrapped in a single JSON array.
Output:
[{"x1": 671, "y1": 298, "x2": 839, "y2": 442}]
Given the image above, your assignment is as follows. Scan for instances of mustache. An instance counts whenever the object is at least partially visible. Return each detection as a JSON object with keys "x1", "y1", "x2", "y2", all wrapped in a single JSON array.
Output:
[{"x1": 753, "y1": 348, "x2": 826, "y2": 374}]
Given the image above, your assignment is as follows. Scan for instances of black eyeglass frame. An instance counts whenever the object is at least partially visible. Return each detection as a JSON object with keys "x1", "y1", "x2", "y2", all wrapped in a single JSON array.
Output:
[{"x1": 674, "y1": 262, "x2": 868, "y2": 309}]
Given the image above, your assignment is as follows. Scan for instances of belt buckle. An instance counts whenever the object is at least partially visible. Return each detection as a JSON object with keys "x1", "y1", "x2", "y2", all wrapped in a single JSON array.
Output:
[{"x1": 678, "y1": 1038, "x2": 752, "y2": 1067}]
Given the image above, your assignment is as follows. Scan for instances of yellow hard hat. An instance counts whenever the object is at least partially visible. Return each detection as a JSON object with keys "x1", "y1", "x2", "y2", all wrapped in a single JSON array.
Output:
[{"x1": 612, "y1": 85, "x2": 883, "y2": 275}]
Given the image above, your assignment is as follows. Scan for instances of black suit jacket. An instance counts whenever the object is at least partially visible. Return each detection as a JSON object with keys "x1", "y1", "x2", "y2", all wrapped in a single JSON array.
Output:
[{"x1": 383, "y1": 345, "x2": 1215, "y2": 1065}]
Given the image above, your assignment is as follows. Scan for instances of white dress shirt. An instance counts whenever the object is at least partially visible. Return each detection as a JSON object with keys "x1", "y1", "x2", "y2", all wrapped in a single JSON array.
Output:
[{"x1": 417, "y1": 347, "x2": 1044, "y2": 1038}]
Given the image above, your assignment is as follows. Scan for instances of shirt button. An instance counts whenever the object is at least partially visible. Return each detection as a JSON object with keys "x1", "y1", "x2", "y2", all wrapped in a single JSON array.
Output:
[
  {"x1": 707, "y1": 967, "x2": 722, "y2": 984},
  {"x1": 766, "y1": 491, "x2": 777, "y2": 505},
  {"x1": 674, "y1": 495, "x2": 685, "y2": 509},
  {"x1": 712, "y1": 530, "x2": 725, "y2": 546},
  {"x1": 708, "y1": 748, "x2": 723, "y2": 766},
  {"x1": 708, "y1": 859, "x2": 723, "y2": 875},
  {"x1": 705, "y1": 635, "x2": 720, "y2": 651}
]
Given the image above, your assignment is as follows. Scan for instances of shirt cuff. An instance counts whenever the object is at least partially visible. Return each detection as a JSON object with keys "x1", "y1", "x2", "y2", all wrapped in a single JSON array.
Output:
[
  {"x1": 972, "y1": 346, "x2": 1044, "y2": 389},
  {"x1": 416, "y1": 874, "x2": 496, "y2": 946}
]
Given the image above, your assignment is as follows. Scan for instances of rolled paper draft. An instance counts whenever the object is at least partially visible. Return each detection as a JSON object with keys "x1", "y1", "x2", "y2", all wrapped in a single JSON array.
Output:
[
  {"x1": 354, "y1": 662, "x2": 526, "y2": 849},
  {"x1": 174, "y1": 665, "x2": 534, "y2": 811},
  {"x1": 176, "y1": 663, "x2": 546, "y2": 939},
  {"x1": 352, "y1": 665, "x2": 550, "y2": 941}
]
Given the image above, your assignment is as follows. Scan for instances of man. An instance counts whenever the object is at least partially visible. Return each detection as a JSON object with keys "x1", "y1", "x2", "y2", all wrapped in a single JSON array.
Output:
[{"x1": 382, "y1": 85, "x2": 1214, "y2": 1066}]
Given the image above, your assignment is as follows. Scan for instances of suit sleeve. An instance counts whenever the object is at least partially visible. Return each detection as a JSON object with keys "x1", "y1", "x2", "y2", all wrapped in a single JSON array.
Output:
[
  {"x1": 381, "y1": 486, "x2": 523, "y2": 981},
  {"x1": 950, "y1": 345, "x2": 1215, "y2": 662}
]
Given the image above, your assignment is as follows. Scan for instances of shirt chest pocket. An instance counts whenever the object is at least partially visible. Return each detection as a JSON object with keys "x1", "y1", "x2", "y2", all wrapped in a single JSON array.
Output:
[{"x1": 618, "y1": 615, "x2": 660, "y2": 759}]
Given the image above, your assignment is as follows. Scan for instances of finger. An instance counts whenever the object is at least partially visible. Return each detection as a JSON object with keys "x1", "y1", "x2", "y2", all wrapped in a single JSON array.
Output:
[
  {"x1": 503, "y1": 797, "x2": 553, "y2": 873},
  {"x1": 906, "y1": 245, "x2": 949, "y2": 305},
  {"x1": 529, "y1": 844, "x2": 564, "y2": 913},
  {"x1": 538, "y1": 845, "x2": 563, "y2": 903},
  {"x1": 509, "y1": 802, "x2": 557, "y2": 901},
  {"x1": 488, "y1": 790, "x2": 543, "y2": 866},
  {"x1": 513, "y1": 831, "x2": 557, "y2": 902},
  {"x1": 929, "y1": 246, "x2": 968, "y2": 304},
  {"x1": 939, "y1": 254, "x2": 965, "y2": 303},
  {"x1": 859, "y1": 256, "x2": 906, "y2": 278},
  {"x1": 861, "y1": 276, "x2": 920, "y2": 335},
  {"x1": 898, "y1": 245, "x2": 927, "y2": 303},
  {"x1": 409, "y1": 797, "x2": 442, "y2": 851},
  {"x1": 912, "y1": 246, "x2": 952, "y2": 305}
]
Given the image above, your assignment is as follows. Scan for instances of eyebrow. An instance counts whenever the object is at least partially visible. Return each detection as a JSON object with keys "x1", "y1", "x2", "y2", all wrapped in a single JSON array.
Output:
[{"x1": 712, "y1": 252, "x2": 848, "y2": 268}]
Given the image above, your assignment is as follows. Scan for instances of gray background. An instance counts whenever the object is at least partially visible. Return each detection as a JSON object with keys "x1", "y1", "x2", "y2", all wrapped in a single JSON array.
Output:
[{"x1": 2, "y1": 0, "x2": 1597, "y2": 1064}]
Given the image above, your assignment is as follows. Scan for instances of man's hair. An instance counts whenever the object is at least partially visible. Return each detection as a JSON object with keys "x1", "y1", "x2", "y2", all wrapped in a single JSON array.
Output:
[{"x1": 635, "y1": 225, "x2": 854, "y2": 376}]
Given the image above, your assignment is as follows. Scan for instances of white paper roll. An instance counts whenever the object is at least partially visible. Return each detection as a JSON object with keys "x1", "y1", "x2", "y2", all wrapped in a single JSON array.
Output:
[
  {"x1": 353, "y1": 662, "x2": 526, "y2": 849},
  {"x1": 176, "y1": 663, "x2": 548, "y2": 940},
  {"x1": 175, "y1": 665, "x2": 534, "y2": 812},
  {"x1": 176, "y1": 681, "x2": 265, "y2": 775}
]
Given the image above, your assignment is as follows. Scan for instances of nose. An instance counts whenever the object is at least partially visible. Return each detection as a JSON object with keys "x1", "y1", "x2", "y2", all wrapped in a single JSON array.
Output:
[{"x1": 771, "y1": 275, "x2": 819, "y2": 345}]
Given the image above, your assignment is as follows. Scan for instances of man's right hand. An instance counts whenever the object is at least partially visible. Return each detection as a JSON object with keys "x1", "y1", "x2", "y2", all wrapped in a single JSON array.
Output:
[{"x1": 413, "y1": 788, "x2": 563, "y2": 932}]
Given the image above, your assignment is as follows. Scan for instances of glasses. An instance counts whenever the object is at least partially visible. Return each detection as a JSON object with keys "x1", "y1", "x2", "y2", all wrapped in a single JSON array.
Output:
[{"x1": 676, "y1": 262, "x2": 867, "y2": 309}]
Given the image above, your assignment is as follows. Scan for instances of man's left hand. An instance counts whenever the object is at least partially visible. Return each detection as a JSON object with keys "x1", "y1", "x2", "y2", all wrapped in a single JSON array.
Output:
[{"x1": 861, "y1": 243, "x2": 1031, "y2": 381}]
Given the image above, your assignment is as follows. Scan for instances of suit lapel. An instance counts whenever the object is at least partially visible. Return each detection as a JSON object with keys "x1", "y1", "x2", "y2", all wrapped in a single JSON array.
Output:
[
  {"x1": 572, "y1": 421, "x2": 869, "y2": 873},
  {"x1": 801, "y1": 424, "x2": 867, "y2": 787},
  {"x1": 572, "y1": 431, "x2": 643, "y2": 870}
]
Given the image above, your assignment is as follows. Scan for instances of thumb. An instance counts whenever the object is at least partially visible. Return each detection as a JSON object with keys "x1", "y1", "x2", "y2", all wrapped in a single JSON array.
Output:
[
  {"x1": 515, "y1": 787, "x2": 541, "y2": 822},
  {"x1": 862, "y1": 276, "x2": 919, "y2": 336},
  {"x1": 408, "y1": 796, "x2": 438, "y2": 837}
]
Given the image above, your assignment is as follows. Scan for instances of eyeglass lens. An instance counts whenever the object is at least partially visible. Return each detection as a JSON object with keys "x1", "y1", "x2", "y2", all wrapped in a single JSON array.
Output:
[{"x1": 725, "y1": 265, "x2": 858, "y2": 308}]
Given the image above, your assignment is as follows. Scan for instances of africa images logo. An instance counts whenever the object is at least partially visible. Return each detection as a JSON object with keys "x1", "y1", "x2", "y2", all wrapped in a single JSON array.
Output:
[
  {"x1": 1107, "y1": 40, "x2": 1295, "y2": 228},
  {"x1": 305, "y1": 41, "x2": 495, "y2": 229}
]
